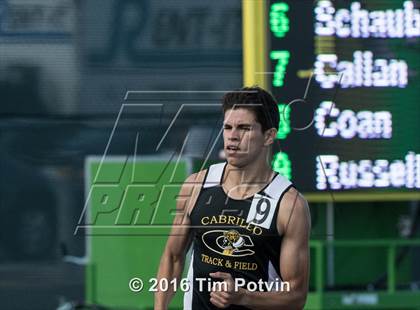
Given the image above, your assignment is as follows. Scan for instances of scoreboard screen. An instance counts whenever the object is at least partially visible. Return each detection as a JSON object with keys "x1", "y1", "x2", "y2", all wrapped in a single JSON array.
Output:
[{"x1": 265, "y1": 0, "x2": 420, "y2": 198}]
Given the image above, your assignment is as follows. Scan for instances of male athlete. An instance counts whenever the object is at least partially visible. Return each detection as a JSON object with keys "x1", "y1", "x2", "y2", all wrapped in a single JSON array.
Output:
[{"x1": 155, "y1": 86, "x2": 310, "y2": 309}]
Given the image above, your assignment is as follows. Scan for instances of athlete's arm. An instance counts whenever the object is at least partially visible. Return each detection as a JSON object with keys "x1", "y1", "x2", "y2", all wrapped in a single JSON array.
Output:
[
  {"x1": 209, "y1": 188, "x2": 311, "y2": 310},
  {"x1": 154, "y1": 171, "x2": 206, "y2": 310}
]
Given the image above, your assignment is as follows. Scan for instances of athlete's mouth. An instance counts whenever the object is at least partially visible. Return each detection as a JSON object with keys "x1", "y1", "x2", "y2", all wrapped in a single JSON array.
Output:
[{"x1": 226, "y1": 145, "x2": 240, "y2": 151}]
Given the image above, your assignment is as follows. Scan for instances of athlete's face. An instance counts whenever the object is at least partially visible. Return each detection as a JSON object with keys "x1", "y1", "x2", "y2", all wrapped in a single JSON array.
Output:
[{"x1": 223, "y1": 108, "x2": 276, "y2": 167}]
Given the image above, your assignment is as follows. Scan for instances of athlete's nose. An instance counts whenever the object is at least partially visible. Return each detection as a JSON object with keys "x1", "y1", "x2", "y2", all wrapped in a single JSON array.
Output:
[{"x1": 228, "y1": 127, "x2": 241, "y2": 141}]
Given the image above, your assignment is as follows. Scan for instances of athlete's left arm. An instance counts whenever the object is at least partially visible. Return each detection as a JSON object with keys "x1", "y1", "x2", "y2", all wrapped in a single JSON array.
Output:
[{"x1": 209, "y1": 188, "x2": 311, "y2": 309}]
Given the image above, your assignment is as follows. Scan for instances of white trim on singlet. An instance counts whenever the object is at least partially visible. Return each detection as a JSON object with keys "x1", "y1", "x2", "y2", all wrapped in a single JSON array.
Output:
[
  {"x1": 202, "y1": 163, "x2": 292, "y2": 200},
  {"x1": 183, "y1": 251, "x2": 194, "y2": 310},
  {"x1": 202, "y1": 162, "x2": 226, "y2": 188},
  {"x1": 263, "y1": 173, "x2": 292, "y2": 201},
  {"x1": 267, "y1": 259, "x2": 281, "y2": 291}
]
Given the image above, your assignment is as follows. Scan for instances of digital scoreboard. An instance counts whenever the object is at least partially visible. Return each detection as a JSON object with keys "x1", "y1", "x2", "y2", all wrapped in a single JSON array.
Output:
[{"x1": 265, "y1": 0, "x2": 420, "y2": 198}]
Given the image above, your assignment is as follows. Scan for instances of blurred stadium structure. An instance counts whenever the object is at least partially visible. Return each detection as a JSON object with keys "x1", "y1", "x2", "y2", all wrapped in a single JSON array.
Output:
[
  {"x1": 0, "y1": 0, "x2": 419, "y2": 309},
  {"x1": 0, "y1": 0, "x2": 241, "y2": 309}
]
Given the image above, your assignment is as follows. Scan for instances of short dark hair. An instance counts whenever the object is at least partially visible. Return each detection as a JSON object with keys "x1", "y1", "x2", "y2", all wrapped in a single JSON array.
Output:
[{"x1": 222, "y1": 86, "x2": 279, "y2": 132}]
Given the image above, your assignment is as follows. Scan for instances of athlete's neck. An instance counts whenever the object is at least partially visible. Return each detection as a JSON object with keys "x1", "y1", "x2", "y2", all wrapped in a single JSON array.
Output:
[{"x1": 222, "y1": 161, "x2": 274, "y2": 199}]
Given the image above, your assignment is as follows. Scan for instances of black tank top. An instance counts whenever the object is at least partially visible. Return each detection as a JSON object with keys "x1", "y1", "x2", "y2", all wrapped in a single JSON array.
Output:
[{"x1": 183, "y1": 162, "x2": 293, "y2": 310}]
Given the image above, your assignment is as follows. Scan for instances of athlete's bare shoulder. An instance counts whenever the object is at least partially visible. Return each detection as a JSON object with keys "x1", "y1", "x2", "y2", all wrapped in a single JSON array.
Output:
[
  {"x1": 184, "y1": 169, "x2": 207, "y2": 186},
  {"x1": 276, "y1": 186, "x2": 310, "y2": 236},
  {"x1": 181, "y1": 169, "x2": 208, "y2": 216}
]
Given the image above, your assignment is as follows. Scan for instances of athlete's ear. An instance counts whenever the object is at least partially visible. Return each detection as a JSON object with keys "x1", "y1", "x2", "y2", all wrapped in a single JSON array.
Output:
[{"x1": 264, "y1": 128, "x2": 277, "y2": 146}]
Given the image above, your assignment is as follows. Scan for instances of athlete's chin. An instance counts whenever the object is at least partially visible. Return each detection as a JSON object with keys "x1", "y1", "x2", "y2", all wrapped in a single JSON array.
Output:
[{"x1": 226, "y1": 157, "x2": 249, "y2": 168}]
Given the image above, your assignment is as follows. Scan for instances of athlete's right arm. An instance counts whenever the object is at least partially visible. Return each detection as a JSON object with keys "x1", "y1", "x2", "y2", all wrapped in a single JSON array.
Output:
[{"x1": 154, "y1": 170, "x2": 206, "y2": 310}]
